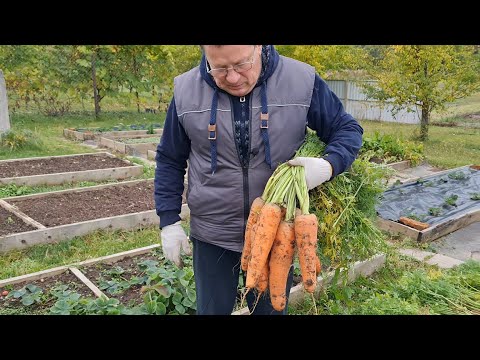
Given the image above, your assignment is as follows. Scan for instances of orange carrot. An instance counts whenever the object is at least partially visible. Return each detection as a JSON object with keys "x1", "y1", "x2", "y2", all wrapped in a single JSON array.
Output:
[
  {"x1": 241, "y1": 197, "x2": 265, "y2": 271},
  {"x1": 246, "y1": 202, "x2": 282, "y2": 288},
  {"x1": 269, "y1": 220, "x2": 296, "y2": 311},
  {"x1": 255, "y1": 259, "x2": 269, "y2": 294},
  {"x1": 294, "y1": 213, "x2": 319, "y2": 293}
]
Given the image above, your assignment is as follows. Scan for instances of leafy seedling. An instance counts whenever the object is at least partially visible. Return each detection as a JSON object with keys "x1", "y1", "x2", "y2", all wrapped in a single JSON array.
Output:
[
  {"x1": 448, "y1": 171, "x2": 468, "y2": 180},
  {"x1": 444, "y1": 194, "x2": 459, "y2": 207}
]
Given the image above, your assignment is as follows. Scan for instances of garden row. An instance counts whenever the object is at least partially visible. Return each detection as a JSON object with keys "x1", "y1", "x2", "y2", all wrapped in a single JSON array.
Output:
[
  {"x1": 0, "y1": 243, "x2": 385, "y2": 315},
  {"x1": 0, "y1": 152, "x2": 188, "y2": 253},
  {"x1": 64, "y1": 128, "x2": 163, "y2": 160}
]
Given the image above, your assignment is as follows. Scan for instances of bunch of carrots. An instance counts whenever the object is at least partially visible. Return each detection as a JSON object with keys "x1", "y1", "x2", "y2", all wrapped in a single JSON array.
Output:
[{"x1": 241, "y1": 135, "x2": 323, "y2": 312}]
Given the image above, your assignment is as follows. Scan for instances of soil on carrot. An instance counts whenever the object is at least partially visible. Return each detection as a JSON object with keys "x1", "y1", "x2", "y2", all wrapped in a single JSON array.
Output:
[
  {"x1": 0, "y1": 153, "x2": 134, "y2": 178},
  {"x1": 0, "y1": 206, "x2": 37, "y2": 236},
  {"x1": 79, "y1": 252, "x2": 160, "y2": 307},
  {"x1": 0, "y1": 269, "x2": 95, "y2": 314}
]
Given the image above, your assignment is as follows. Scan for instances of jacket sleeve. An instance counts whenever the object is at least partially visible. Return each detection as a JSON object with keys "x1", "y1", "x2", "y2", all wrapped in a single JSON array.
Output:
[
  {"x1": 307, "y1": 74, "x2": 363, "y2": 178},
  {"x1": 154, "y1": 97, "x2": 191, "y2": 228}
]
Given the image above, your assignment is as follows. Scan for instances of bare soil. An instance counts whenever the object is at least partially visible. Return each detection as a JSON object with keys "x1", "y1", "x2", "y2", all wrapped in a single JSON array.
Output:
[
  {"x1": 0, "y1": 269, "x2": 95, "y2": 314},
  {"x1": 80, "y1": 251, "x2": 161, "y2": 307},
  {"x1": 0, "y1": 206, "x2": 37, "y2": 236},
  {"x1": 0, "y1": 153, "x2": 134, "y2": 178},
  {"x1": 8, "y1": 180, "x2": 165, "y2": 227}
]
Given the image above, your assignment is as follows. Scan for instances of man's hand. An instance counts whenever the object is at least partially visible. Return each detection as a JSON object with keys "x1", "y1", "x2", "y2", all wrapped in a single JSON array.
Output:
[
  {"x1": 288, "y1": 157, "x2": 333, "y2": 190},
  {"x1": 160, "y1": 221, "x2": 192, "y2": 268}
]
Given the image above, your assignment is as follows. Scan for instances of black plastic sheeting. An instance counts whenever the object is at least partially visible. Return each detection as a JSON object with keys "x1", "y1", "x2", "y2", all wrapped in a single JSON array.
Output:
[{"x1": 376, "y1": 166, "x2": 480, "y2": 225}]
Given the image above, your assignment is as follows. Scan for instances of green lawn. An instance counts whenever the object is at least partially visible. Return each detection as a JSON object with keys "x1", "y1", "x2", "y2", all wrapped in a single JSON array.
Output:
[
  {"x1": 360, "y1": 120, "x2": 480, "y2": 169},
  {"x1": 0, "y1": 111, "x2": 165, "y2": 160},
  {"x1": 431, "y1": 91, "x2": 480, "y2": 127}
]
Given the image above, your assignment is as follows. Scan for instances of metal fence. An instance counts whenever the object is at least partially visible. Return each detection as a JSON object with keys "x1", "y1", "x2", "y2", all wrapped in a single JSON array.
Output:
[{"x1": 326, "y1": 80, "x2": 421, "y2": 124}]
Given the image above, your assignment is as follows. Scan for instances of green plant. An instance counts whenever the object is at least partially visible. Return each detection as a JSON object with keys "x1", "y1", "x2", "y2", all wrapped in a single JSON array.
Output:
[
  {"x1": 360, "y1": 131, "x2": 424, "y2": 166},
  {"x1": 0, "y1": 129, "x2": 43, "y2": 151},
  {"x1": 470, "y1": 193, "x2": 480, "y2": 200},
  {"x1": 6, "y1": 284, "x2": 44, "y2": 306},
  {"x1": 146, "y1": 123, "x2": 155, "y2": 134},
  {"x1": 445, "y1": 194, "x2": 459, "y2": 207},
  {"x1": 0, "y1": 184, "x2": 34, "y2": 198},
  {"x1": 136, "y1": 258, "x2": 196, "y2": 315},
  {"x1": 448, "y1": 171, "x2": 468, "y2": 180},
  {"x1": 428, "y1": 207, "x2": 442, "y2": 216}
]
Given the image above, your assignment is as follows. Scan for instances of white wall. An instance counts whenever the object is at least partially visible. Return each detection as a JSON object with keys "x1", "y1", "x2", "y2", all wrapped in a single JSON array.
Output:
[{"x1": 326, "y1": 79, "x2": 421, "y2": 124}]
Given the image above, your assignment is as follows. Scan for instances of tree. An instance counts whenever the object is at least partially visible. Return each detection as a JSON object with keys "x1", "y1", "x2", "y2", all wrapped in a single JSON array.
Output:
[
  {"x1": 365, "y1": 45, "x2": 480, "y2": 140},
  {"x1": 276, "y1": 45, "x2": 368, "y2": 78}
]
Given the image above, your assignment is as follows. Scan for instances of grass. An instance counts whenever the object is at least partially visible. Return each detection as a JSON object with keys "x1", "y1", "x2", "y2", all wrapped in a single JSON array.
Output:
[
  {"x1": 431, "y1": 92, "x2": 480, "y2": 128},
  {"x1": 0, "y1": 111, "x2": 165, "y2": 160},
  {"x1": 360, "y1": 120, "x2": 480, "y2": 169},
  {"x1": 289, "y1": 246, "x2": 480, "y2": 315},
  {"x1": 0, "y1": 227, "x2": 160, "y2": 280}
]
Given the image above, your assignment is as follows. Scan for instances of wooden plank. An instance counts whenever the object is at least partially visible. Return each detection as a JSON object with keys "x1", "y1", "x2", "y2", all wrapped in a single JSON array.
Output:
[
  {"x1": 0, "y1": 244, "x2": 161, "y2": 288},
  {"x1": 0, "y1": 266, "x2": 69, "y2": 287},
  {"x1": 0, "y1": 210, "x2": 158, "y2": 252},
  {"x1": 1, "y1": 178, "x2": 154, "y2": 201},
  {"x1": 0, "y1": 199, "x2": 46, "y2": 228},
  {"x1": 376, "y1": 217, "x2": 420, "y2": 241},
  {"x1": 386, "y1": 160, "x2": 411, "y2": 171},
  {"x1": 0, "y1": 152, "x2": 142, "y2": 186},
  {"x1": 0, "y1": 203, "x2": 189, "y2": 253},
  {"x1": 419, "y1": 208, "x2": 480, "y2": 243},
  {"x1": 68, "y1": 267, "x2": 107, "y2": 298},
  {"x1": 125, "y1": 143, "x2": 157, "y2": 156},
  {"x1": 147, "y1": 150, "x2": 156, "y2": 160}
]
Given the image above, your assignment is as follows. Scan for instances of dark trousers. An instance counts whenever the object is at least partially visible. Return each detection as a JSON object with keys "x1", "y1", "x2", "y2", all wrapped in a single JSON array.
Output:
[{"x1": 191, "y1": 237, "x2": 294, "y2": 315}]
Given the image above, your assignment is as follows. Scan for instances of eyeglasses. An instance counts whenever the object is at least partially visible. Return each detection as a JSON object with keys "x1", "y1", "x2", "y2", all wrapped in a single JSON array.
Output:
[{"x1": 206, "y1": 46, "x2": 257, "y2": 77}]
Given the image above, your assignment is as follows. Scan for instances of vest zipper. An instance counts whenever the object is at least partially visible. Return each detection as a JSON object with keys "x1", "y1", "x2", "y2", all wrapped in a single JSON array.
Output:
[{"x1": 229, "y1": 96, "x2": 250, "y2": 232}]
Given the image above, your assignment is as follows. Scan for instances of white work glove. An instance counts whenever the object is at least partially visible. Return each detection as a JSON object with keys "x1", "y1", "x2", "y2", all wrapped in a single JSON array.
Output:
[
  {"x1": 160, "y1": 221, "x2": 192, "y2": 268},
  {"x1": 288, "y1": 157, "x2": 333, "y2": 190}
]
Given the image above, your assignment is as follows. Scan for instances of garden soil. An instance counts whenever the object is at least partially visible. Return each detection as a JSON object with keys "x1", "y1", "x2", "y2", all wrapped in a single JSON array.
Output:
[
  {"x1": 6, "y1": 180, "x2": 187, "y2": 227},
  {"x1": 0, "y1": 206, "x2": 37, "y2": 236},
  {"x1": 0, "y1": 153, "x2": 133, "y2": 178}
]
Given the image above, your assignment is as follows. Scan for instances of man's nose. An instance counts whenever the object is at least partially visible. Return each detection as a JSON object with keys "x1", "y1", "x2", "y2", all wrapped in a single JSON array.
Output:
[{"x1": 225, "y1": 69, "x2": 241, "y2": 82}]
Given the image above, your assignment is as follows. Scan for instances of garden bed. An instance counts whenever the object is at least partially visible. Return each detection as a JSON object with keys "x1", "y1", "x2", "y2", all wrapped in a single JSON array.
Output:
[
  {"x1": 78, "y1": 250, "x2": 161, "y2": 308},
  {"x1": 0, "y1": 268, "x2": 97, "y2": 314},
  {"x1": 64, "y1": 128, "x2": 163, "y2": 141},
  {"x1": 376, "y1": 164, "x2": 480, "y2": 242},
  {"x1": 0, "y1": 179, "x2": 189, "y2": 252},
  {"x1": 99, "y1": 134, "x2": 160, "y2": 157},
  {"x1": 0, "y1": 244, "x2": 196, "y2": 315},
  {"x1": 0, "y1": 243, "x2": 386, "y2": 315},
  {"x1": 0, "y1": 152, "x2": 143, "y2": 186},
  {"x1": 0, "y1": 204, "x2": 38, "y2": 236}
]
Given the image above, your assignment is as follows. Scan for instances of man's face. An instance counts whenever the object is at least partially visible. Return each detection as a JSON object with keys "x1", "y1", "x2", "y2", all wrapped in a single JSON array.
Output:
[{"x1": 204, "y1": 45, "x2": 262, "y2": 97}]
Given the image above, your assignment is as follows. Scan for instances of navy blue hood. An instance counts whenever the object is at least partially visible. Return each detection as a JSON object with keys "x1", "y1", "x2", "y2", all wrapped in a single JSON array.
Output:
[
  {"x1": 199, "y1": 45, "x2": 279, "y2": 92},
  {"x1": 199, "y1": 45, "x2": 279, "y2": 174}
]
